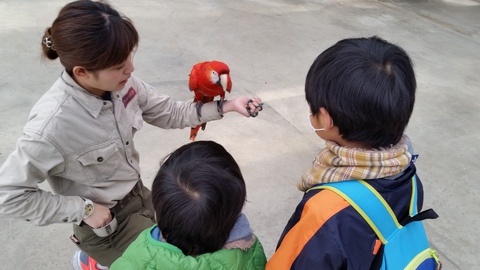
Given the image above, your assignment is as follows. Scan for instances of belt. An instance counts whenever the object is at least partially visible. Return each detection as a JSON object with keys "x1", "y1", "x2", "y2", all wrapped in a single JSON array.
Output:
[{"x1": 110, "y1": 181, "x2": 141, "y2": 214}]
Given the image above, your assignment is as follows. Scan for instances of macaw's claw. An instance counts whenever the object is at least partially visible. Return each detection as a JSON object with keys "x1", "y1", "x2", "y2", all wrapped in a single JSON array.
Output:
[{"x1": 246, "y1": 99, "x2": 264, "y2": 117}]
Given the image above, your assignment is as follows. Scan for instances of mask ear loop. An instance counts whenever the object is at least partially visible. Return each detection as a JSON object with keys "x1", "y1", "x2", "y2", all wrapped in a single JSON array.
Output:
[{"x1": 308, "y1": 113, "x2": 334, "y2": 131}]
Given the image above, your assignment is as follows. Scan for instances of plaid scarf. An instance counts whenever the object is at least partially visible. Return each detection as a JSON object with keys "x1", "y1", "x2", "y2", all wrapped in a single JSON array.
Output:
[{"x1": 298, "y1": 135, "x2": 412, "y2": 191}]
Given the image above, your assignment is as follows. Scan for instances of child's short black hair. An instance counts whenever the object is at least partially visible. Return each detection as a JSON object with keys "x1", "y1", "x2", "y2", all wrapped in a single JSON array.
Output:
[
  {"x1": 305, "y1": 36, "x2": 416, "y2": 149},
  {"x1": 151, "y1": 140, "x2": 246, "y2": 255}
]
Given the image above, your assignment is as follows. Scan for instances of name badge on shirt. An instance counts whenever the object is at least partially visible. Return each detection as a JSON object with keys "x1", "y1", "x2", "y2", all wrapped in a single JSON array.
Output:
[{"x1": 122, "y1": 87, "x2": 137, "y2": 107}]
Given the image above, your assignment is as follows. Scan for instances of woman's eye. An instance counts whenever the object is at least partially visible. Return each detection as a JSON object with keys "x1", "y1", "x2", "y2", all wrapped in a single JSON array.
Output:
[{"x1": 112, "y1": 64, "x2": 124, "y2": 70}]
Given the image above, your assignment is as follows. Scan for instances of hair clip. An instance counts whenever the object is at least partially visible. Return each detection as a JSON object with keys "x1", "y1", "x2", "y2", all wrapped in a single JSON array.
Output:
[{"x1": 42, "y1": 37, "x2": 55, "y2": 50}]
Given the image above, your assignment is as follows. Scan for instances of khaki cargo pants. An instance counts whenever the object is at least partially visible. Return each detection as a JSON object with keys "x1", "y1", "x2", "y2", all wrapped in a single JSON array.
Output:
[{"x1": 72, "y1": 181, "x2": 155, "y2": 267}]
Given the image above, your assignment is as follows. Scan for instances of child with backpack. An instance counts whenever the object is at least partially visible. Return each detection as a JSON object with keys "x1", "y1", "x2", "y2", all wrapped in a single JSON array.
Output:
[
  {"x1": 266, "y1": 36, "x2": 440, "y2": 270},
  {"x1": 111, "y1": 140, "x2": 267, "y2": 269}
]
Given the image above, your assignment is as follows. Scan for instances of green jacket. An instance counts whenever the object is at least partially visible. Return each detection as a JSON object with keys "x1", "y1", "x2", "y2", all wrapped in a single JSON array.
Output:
[{"x1": 111, "y1": 225, "x2": 267, "y2": 270}]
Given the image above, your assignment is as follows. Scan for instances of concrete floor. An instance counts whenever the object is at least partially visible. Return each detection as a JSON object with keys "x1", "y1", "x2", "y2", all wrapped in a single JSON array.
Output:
[{"x1": 1, "y1": 0, "x2": 479, "y2": 269}]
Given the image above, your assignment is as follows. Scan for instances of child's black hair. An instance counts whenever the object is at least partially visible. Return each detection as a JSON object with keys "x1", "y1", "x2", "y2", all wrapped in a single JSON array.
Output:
[
  {"x1": 305, "y1": 36, "x2": 416, "y2": 149},
  {"x1": 151, "y1": 140, "x2": 246, "y2": 255}
]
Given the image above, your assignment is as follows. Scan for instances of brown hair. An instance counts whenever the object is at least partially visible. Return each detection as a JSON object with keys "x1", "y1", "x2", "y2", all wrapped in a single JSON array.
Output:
[{"x1": 41, "y1": 0, "x2": 138, "y2": 74}]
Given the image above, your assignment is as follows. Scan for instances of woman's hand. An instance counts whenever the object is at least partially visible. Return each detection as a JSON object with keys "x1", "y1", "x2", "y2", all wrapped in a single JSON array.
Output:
[
  {"x1": 83, "y1": 202, "x2": 112, "y2": 229},
  {"x1": 223, "y1": 97, "x2": 264, "y2": 117}
]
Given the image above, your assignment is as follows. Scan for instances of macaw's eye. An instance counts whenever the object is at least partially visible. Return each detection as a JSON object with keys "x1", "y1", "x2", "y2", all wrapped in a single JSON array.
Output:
[{"x1": 210, "y1": 70, "x2": 219, "y2": 83}]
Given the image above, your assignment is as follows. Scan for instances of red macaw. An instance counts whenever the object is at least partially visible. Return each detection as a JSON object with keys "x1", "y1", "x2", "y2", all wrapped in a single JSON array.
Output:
[{"x1": 188, "y1": 60, "x2": 232, "y2": 141}]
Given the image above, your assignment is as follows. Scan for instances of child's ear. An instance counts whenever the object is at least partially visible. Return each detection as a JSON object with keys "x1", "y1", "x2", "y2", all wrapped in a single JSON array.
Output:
[{"x1": 319, "y1": 107, "x2": 334, "y2": 130}]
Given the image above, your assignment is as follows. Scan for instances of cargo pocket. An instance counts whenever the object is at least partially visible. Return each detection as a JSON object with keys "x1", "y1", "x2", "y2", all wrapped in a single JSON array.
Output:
[{"x1": 77, "y1": 142, "x2": 121, "y2": 184}]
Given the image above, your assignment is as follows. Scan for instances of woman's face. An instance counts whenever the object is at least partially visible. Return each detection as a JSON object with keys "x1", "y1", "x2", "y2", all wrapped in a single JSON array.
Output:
[{"x1": 80, "y1": 54, "x2": 135, "y2": 96}]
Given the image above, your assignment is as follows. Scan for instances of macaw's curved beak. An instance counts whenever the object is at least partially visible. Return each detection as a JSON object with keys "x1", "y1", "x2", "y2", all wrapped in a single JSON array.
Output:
[{"x1": 218, "y1": 74, "x2": 230, "y2": 92}]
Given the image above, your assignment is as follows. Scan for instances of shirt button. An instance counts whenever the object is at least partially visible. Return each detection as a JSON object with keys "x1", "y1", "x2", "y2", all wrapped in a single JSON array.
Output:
[
  {"x1": 126, "y1": 141, "x2": 129, "y2": 145},
  {"x1": 62, "y1": 218, "x2": 68, "y2": 222},
  {"x1": 116, "y1": 95, "x2": 120, "y2": 98},
  {"x1": 103, "y1": 101, "x2": 107, "y2": 105},
  {"x1": 97, "y1": 157, "x2": 104, "y2": 162}
]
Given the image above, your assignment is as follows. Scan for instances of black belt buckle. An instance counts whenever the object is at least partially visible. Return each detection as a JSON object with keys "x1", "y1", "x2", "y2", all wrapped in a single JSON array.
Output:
[
  {"x1": 131, "y1": 182, "x2": 140, "y2": 196},
  {"x1": 111, "y1": 182, "x2": 141, "y2": 214}
]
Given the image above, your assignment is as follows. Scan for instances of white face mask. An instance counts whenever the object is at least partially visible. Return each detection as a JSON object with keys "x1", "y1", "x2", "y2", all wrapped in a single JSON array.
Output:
[{"x1": 308, "y1": 113, "x2": 325, "y2": 132}]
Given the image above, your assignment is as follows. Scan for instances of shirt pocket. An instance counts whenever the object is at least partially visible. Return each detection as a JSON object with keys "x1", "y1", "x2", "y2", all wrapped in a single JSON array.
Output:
[{"x1": 77, "y1": 142, "x2": 121, "y2": 184}]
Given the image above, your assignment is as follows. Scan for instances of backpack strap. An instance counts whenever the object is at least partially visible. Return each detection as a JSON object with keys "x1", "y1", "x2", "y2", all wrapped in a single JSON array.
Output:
[
  {"x1": 409, "y1": 175, "x2": 419, "y2": 217},
  {"x1": 307, "y1": 180, "x2": 401, "y2": 244},
  {"x1": 405, "y1": 175, "x2": 439, "y2": 225}
]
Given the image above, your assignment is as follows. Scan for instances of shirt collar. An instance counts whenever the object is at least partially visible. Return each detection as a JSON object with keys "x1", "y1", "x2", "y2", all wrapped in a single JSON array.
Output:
[{"x1": 60, "y1": 71, "x2": 106, "y2": 118}]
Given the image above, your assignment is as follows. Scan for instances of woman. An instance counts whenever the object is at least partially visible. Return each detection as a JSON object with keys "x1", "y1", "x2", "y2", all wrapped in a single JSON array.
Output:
[{"x1": 0, "y1": 0, "x2": 262, "y2": 268}]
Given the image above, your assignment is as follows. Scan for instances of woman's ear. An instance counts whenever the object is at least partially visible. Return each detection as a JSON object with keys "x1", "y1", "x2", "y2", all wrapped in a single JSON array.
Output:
[
  {"x1": 319, "y1": 107, "x2": 334, "y2": 131},
  {"x1": 72, "y1": 66, "x2": 89, "y2": 79}
]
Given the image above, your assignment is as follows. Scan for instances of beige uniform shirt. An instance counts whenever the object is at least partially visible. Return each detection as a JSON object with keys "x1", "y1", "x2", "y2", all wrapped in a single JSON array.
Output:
[{"x1": 0, "y1": 72, "x2": 222, "y2": 225}]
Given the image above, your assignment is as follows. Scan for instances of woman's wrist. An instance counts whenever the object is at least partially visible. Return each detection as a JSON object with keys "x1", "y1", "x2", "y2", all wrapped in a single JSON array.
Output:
[
  {"x1": 216, "y1": 99, "x2": 225, "y2": 117},
  {"x1": 221, "y1": 98, "x2": 238, "y2": 114}
]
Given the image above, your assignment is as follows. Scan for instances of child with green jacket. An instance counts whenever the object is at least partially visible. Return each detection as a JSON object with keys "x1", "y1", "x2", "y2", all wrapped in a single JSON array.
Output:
[{"x1": 111, "y1": 140, "x2": 266, "y2": 269}]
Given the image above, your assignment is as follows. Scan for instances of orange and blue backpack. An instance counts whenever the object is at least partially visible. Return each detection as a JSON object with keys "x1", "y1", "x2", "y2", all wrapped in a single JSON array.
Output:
[{"x1": 309, "y1": 178, "x2": 441, "y2": 270}]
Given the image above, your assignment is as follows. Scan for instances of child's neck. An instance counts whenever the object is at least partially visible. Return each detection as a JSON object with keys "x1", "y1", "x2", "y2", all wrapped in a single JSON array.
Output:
[{"x1": 333, "y1": 138, "x2": 371, "y2": 150}]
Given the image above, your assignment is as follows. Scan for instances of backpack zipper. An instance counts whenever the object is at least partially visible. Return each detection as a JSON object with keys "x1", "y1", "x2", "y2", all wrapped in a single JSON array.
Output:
[{"x1": 405, "y1": 248, "x2": 441, "y2": 269}]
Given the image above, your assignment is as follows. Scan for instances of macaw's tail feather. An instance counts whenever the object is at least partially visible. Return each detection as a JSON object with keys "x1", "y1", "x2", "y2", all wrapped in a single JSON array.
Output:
[
  {"x1": 190, "y1": 126, "x2": 199, "y2": 141},
  {"x1": 190, "y1": 124, "x2": 201, "y2": 141},
  {"x1": 190, "y1": 123, "x2": 208, "y2": 141}
]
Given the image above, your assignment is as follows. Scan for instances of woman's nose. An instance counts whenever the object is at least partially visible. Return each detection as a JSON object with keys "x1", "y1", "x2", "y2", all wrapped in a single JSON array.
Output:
[{"x1": 125, "y1": 60, "x2": 134, "y2": 74}]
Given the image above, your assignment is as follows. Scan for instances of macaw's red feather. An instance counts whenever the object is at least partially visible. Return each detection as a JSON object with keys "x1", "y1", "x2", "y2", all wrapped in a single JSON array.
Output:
[{"x1": 188, "y1": 60, "x2": 232, "y2": 141}]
